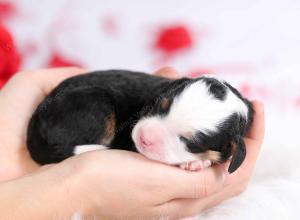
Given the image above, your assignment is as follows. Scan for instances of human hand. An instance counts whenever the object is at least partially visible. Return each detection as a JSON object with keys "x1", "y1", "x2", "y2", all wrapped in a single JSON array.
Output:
[
  {"x1": 60, "y1": 149, "x2": 226, "y2": 220},
  {"x1": 0, "y1": 66, "x2": 176, "y2": 181},
  {"x1": 62, "y1": 68, "x2": 264, "y2": 219},
  {"x1": 0, "y1": 67, "x2": 264, "y2": 220},
  {"x1": 0, "y1": 67, "x2": 86, "y2": 181},
  {"x1": 0, "y1": 67, "x2": 226, "y2": 220}
]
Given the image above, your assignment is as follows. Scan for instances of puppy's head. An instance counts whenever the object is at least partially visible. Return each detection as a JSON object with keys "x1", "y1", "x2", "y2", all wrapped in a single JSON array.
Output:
[{"x1": 132, "y1": 76, "x2": 253, "y2": 173}]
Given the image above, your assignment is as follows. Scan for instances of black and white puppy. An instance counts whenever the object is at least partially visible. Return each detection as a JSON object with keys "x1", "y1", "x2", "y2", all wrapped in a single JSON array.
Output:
[{"x1": 27, "y1": 70, "x2": 253, "y2": 173}]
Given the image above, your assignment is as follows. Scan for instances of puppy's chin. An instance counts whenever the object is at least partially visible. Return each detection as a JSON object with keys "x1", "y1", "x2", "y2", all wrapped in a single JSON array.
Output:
[
  {"x1": 135, "y1": 146, "x2": 168, "y2": 163},
  {"x1": 134, "y1": 140, "x2": 199, "y2": 165}
]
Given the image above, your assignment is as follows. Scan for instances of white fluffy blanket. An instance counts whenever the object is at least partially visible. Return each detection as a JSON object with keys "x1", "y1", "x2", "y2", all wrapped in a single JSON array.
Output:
[{"x1": 196, "y1": 145, "x2": 300, "y2": 220}]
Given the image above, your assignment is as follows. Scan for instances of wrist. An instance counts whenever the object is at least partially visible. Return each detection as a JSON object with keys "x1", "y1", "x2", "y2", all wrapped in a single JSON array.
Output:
[{"x1": 0, "y1": 162, "x2": 83, "y2": 219}]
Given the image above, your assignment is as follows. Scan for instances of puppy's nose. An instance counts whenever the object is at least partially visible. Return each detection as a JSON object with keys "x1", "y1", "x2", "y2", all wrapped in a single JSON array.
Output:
[
  {"x1": 139, "y1": 131, "x2": 153, "y2": 148},
  {"x1": 138, "y1": 123, "x2": 164, "y2": 149}
]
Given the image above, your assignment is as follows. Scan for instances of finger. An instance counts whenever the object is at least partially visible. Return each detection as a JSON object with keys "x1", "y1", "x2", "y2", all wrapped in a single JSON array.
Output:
[
  {"x1": 162, "y1": 164, "x2": 226, "y2": 199},
  {"x1": 156, "y1": 196, "x2": 216, "y2": 219},
  {"x1": 1, "y1": 67, "x2": 86, "y2": 100},
  {"x1": 155, "y1": 197, "x2": 197, "y2": 219},
  {"x1": 0, "y1": 67, "x2": 87, "y2": 135},
  {"x1": 158, "y1": 190, "x2": 225, "y2": 219},
  {"x1": 246, "y1": 100, "x2": 265, "y2": 142},
  {"x1": 234, "y1": 101, "x2": 265, "y2": 173},
  {"x1": 154, "y1": 67, "x2": 180, "y2": 79},
  {"x1": 19, "y1": 67, "x2": 87, "y2": 95}
]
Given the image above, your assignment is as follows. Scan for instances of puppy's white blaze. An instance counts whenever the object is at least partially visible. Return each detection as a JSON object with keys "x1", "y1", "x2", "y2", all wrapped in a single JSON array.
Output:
[
  {"x1": 165, "y1": 79, "x2": 248, "y2": 135},
  {"x1": 132, "y1": 117, "x2": 198, "y2": 164},
  {"x1": 73, "y1": 144, "x2": 107, "y2": 155}
]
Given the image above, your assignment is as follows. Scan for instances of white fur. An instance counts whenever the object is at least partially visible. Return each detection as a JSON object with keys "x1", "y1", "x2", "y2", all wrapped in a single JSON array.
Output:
[
  {"x1": 132, "y1": 116, "x2": 199, "y2": 164},
  {"x1": 73, "y1": 144, "x2": 107, "y2": 155},
  {"x1": 165, "y1": 78, "x2": 248, "y2": 135}
]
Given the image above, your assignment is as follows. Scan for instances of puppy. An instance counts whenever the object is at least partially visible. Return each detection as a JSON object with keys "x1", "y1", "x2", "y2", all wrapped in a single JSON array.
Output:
[{"x1": 27, "y1": 70, "x2": 253, "y2": 173}]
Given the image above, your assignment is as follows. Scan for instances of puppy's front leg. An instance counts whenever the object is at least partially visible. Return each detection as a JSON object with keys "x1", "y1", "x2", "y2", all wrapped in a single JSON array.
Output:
[
  {"x1": 73, "y1": 145, "x2": 108, "y2": 155},
  {"x1": 179, "y1": 160, "x2": 212, "y2": 171}
]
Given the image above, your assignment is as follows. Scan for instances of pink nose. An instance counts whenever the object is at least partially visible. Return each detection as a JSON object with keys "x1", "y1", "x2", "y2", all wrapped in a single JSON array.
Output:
[
  {"x1": 139, "y1": 132, "x2": 153, "y2": 148},
  {"x1": 137, "y1": 123, "x2": 165, "y2": 149}
]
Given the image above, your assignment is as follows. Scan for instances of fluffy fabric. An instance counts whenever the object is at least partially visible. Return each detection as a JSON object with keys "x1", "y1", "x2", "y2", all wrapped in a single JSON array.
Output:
[{"x1": 196, "y1": 144, "x2": 300, "y2": 220}]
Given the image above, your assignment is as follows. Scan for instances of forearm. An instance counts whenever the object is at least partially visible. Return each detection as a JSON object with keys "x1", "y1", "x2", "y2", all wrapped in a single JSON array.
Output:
[{"x1": 0, "y1": 163, "x2": 84, "y2": 220}]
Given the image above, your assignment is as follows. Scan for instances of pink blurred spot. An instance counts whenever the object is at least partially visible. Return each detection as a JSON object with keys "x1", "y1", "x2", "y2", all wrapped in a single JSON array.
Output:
[
  {"x1": 22, "y1": 41, "x2": 38, "y2": 57},
  {"x1": 258, "y1": 87, "x2": 271, "y2": 100},
  {"x1": 102, "y1": 15, "x2": 118, "y2": 36},
  {"x1": 48, "y1": 53, "x2": 83, "y2": 68},
  {"x1": 0, "y1": 1, "x2": 16, "y2": 21},
  {"x1": 295, "y1": 97, "x2": 300, "y2": 108},
  {"x1": 188, "y1": 63, "x2": 255, "y2": 76},
  {"x1": 188, "y1": 68, "x2": 212, "y2": 78},
  {"x1": 154, "y1": 24, "x2": 193, "y2": 55},
  {"x1": 239, "y1": 83, "x2": 252, "y2": 97}
]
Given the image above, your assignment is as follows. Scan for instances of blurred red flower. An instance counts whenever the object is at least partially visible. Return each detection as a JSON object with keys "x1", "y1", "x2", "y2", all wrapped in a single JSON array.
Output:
[
  {"x1": 0, "y1": 1, "x2": 16, "y2": 22},
  {"x1": 154, "y1": 24, "x2": 193, "y2": 54},
  {"x1": 48, "y1": 53, "x2": 82, "y2": 68},
  {"x1": 0, "y1": 24, "x2": 21, "y2": 88}
]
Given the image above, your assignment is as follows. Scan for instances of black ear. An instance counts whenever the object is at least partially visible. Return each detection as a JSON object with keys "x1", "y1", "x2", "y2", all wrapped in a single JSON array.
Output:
[{"x1": 228, "y1": 135, "x2": 246, "y2": 173}]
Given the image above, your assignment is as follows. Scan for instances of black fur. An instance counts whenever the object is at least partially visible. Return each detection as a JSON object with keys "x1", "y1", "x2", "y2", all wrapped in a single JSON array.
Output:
[
  {"x1": 203, "y1": 77, "x2": 227, "y2": 100},
  {"x1": 27, "y1": 70, "x2": 172, "y2": 164},
  {"x1": 27, "y1": 70, "x2": 253, "y2": 173}
]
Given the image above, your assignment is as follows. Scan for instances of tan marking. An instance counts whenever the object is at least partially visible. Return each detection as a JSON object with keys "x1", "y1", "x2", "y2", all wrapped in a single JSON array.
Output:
[
  {"x1": 160, "y1": 97, "x2": 170, "y2": 110},
  {"x1": 101, "y1": 113, "x2": 116, "y2": 145},
  {"x1": 199, "y1": 150, "x2": 221, "y2": 162},
  {"x1": 230, "y1": 141, "x2": 236, "y2": 155}
]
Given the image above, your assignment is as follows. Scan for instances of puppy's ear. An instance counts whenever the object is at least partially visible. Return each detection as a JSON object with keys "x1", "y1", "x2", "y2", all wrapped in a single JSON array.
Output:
[{"x1": 228, "y1": 135, "x2": 246, "y2": 173}]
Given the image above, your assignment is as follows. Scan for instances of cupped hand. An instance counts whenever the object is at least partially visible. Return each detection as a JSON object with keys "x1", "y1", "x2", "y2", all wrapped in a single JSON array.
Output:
[
  {"x1": 0, "y1": 67, "x2": 86, "y2": 180},
  {"x1": 62, "y1": 149, "x2": 225, "y2": 220},
  {"x1": 0, "y1": 67, "x2": 264, "y2": 220},
  {"x1": 0, "y1": 67, "x2": 181, "y2": 181},
  {"x1": 68, "y1": 67, "x2": 264, "y2": 219}
]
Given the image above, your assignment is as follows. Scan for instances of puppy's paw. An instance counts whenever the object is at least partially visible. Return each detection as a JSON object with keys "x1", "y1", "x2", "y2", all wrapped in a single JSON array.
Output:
[
  {"x1": 73, "y1": 144, "x2": 108, "y2": 155},
  {"x1": 179, "y1": 160, "x2": 212, "y2": 171}
]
